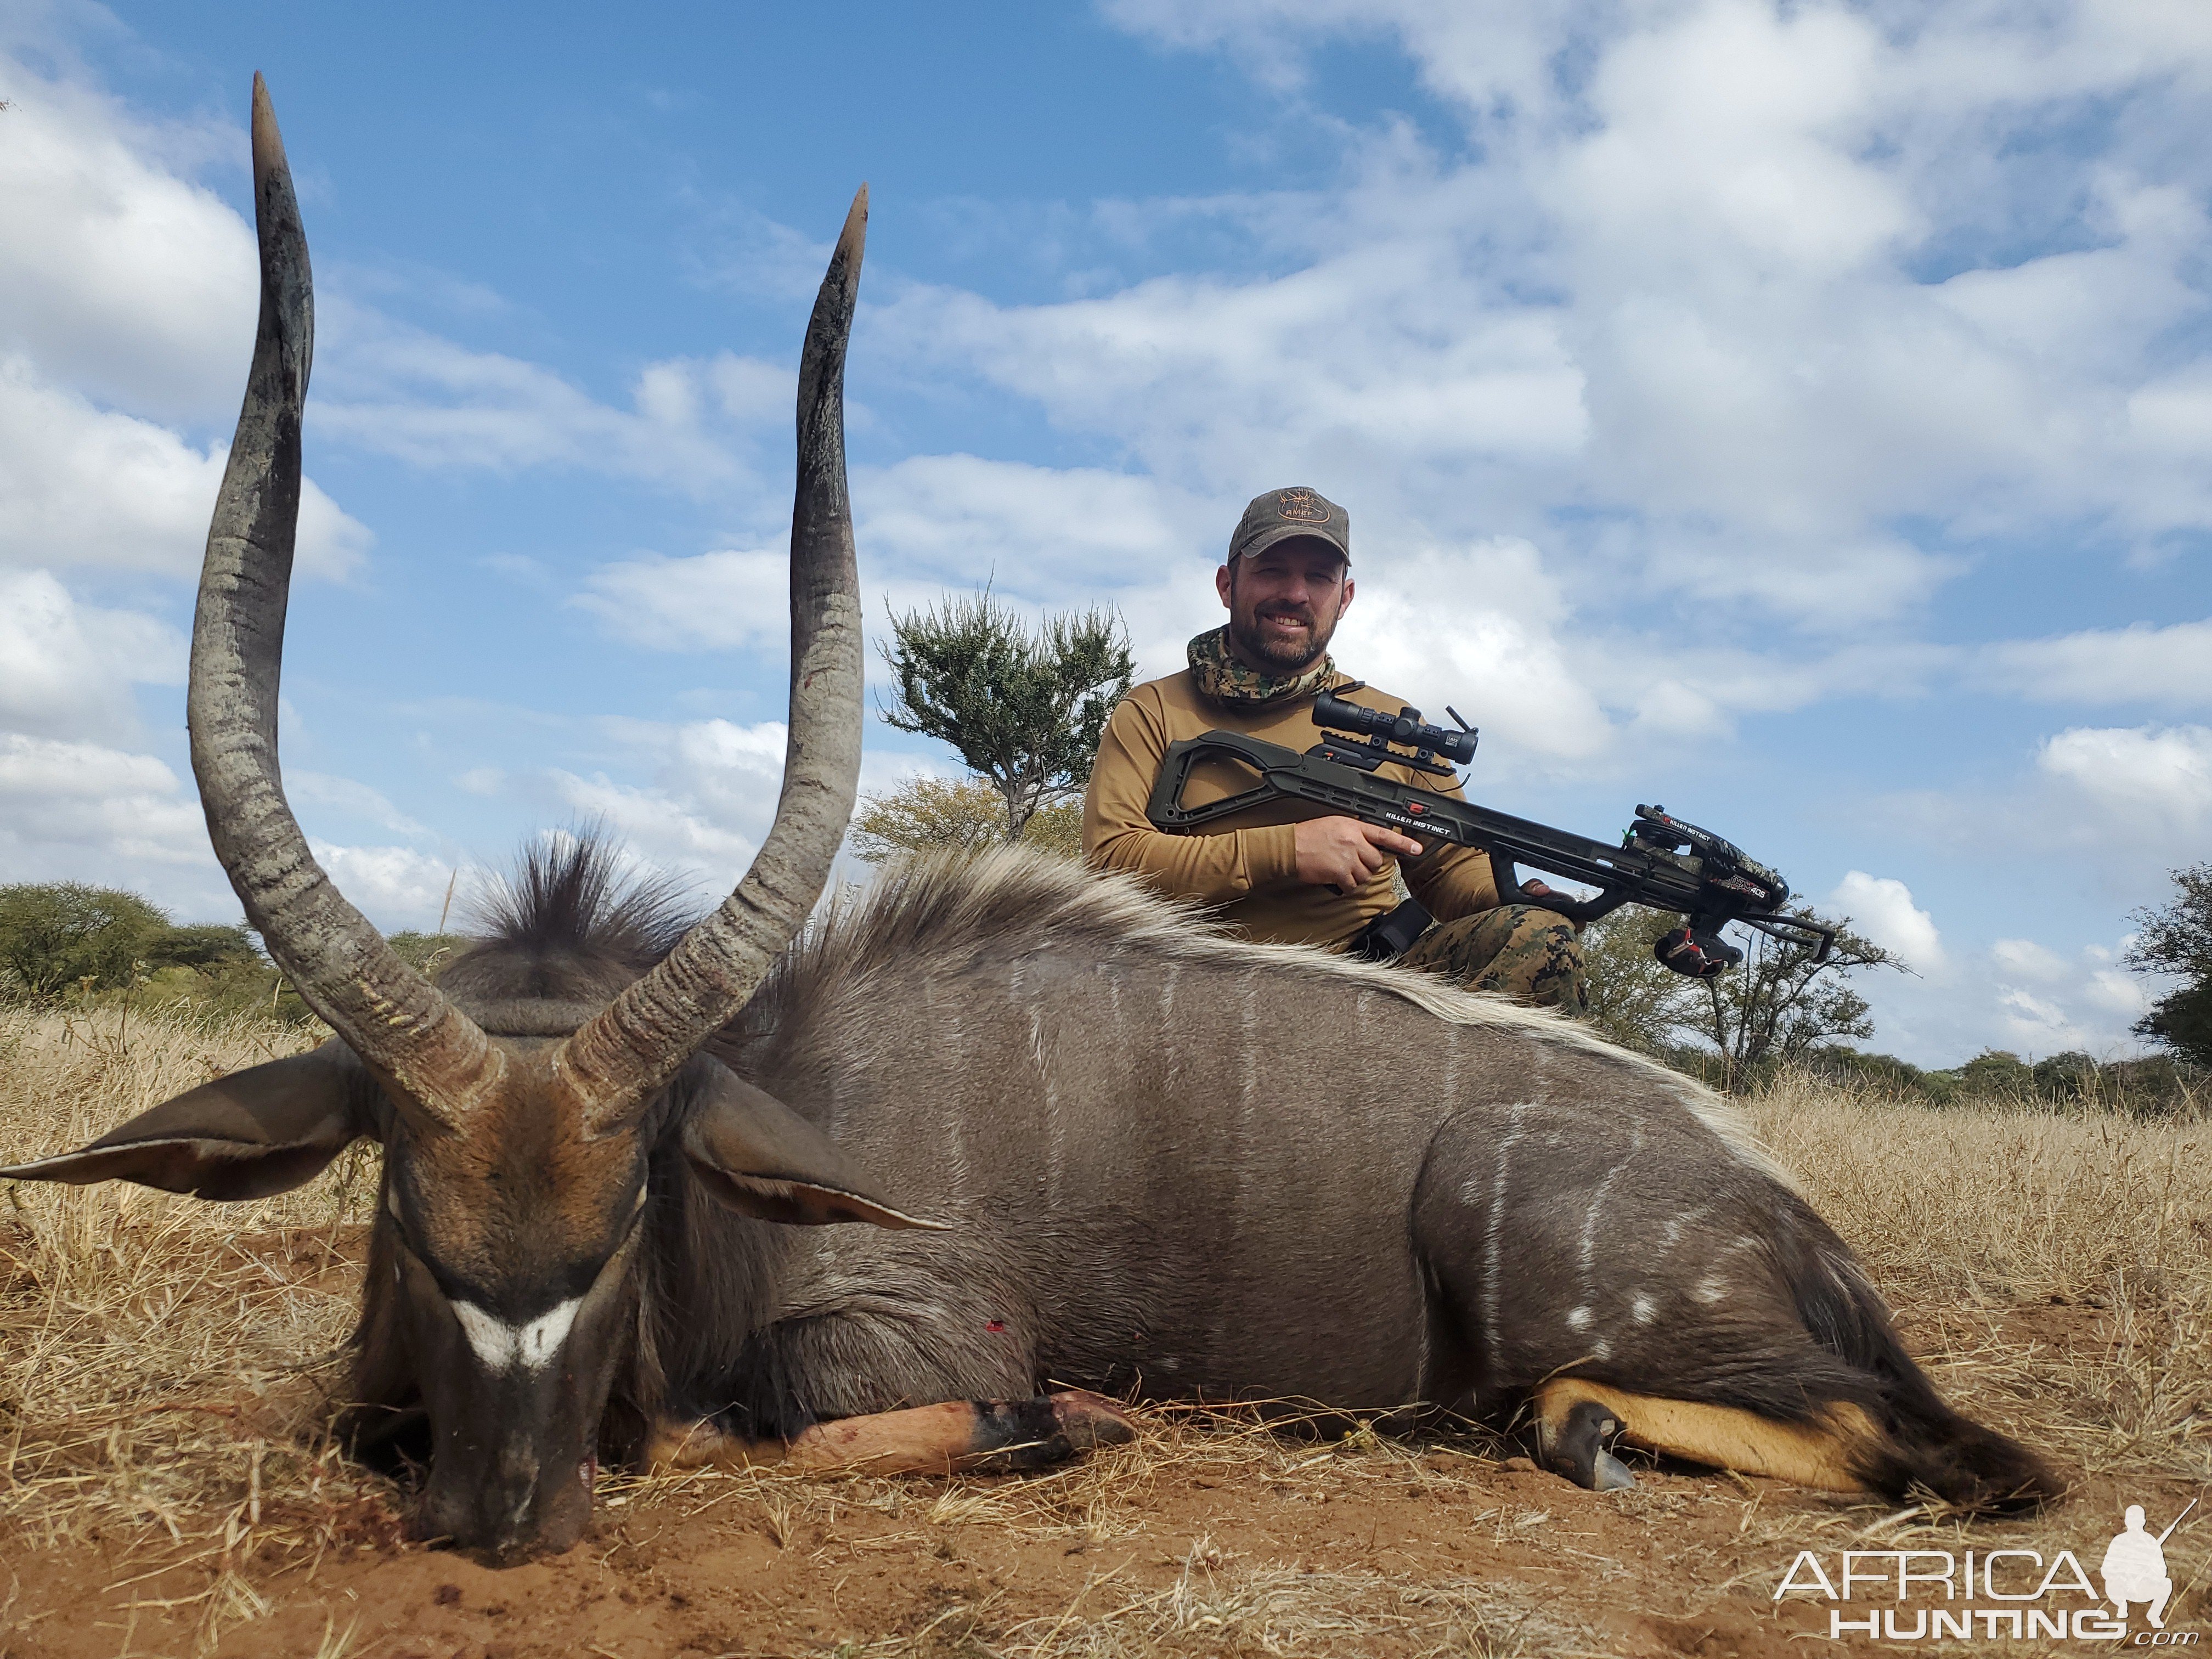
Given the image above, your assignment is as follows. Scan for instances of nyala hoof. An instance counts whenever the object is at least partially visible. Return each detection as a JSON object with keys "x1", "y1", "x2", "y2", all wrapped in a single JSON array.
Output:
[
  {"x1": 968, "y1": 1390, "x2": 1137, "y2": 1471},
  {"x1": 1541, "y1": 1398, "x2": 1638, "y2": 1492},
  {"x1": 1048, "y1": 1388, "x2": 1138, "y2": 1452}
]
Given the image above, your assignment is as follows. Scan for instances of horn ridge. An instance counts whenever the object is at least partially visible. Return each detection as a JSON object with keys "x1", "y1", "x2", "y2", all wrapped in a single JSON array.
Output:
[
  {"x1": 560, "y1": 187, "x2": 870, "y2": 1133},
  {"x1": 188, "y1": 76, "x2": 498, "y2": 1129}
]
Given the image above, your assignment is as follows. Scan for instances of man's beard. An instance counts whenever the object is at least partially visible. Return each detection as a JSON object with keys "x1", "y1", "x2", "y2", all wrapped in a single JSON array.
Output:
[{"x1": 1228, "y1": 601, "x2": 1340, "y2": 673}]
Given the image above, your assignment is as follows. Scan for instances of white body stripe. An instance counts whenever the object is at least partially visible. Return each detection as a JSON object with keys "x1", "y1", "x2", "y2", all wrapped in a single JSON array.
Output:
[{"x1": 452, "y1": 1297, "x2": 582, "y2": 1372}]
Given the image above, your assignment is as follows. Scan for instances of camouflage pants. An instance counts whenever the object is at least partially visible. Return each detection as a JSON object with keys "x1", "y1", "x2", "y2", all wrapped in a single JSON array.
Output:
[{"x1": 1395, "y1": 904, "x2": 1588, "y2": 1014}]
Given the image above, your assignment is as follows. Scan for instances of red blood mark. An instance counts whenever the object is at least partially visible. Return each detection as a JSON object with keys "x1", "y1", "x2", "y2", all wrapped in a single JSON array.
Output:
[{"x1": 986, "y1": 1320, "x2": 1007, "y2": 1334}]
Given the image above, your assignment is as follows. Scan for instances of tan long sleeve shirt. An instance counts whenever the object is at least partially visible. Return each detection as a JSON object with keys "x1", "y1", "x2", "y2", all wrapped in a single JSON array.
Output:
[{"x1": 1081, "y1": 670, "x2": 1500, "y2": 949}]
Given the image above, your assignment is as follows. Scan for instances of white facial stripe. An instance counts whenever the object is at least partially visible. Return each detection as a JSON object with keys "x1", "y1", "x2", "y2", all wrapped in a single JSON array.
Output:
[{"x1": 451, "y1": 1297, "x2": 583, "y2": 1373}]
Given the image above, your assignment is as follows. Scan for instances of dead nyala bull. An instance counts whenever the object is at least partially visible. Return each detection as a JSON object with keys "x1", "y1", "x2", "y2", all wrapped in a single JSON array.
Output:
[{"x1": 4, "y1": 78, "x2": 2058, "y2": 1565}]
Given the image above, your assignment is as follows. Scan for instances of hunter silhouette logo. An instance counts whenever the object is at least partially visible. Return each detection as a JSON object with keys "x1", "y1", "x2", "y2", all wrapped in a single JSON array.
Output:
[
  {"x1": 2105, "y1": 1500, "x2": 2194, "y2": 1630},
  {"x1": 1773, "y1": 1496, "x2": 2201, "y2": 1643},
  {"x1": 1273, "y1": 487, "x2": 1329, "y2": 522}
]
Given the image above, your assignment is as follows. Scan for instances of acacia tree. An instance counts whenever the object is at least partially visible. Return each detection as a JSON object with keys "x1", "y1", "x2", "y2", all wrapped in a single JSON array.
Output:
[
  {"x1": 1571, "y1": 901, "x2": 1894, "y2": 1088},
  {"x1": 1699, "y1": 908, "x2": 1896, "y2": 1089},
  {"x1": 1578, "y1": 907, "x2": 1707, "y2": 1054},
  {"x1": 0, "y1": 883, "x2": 268, "y2": 1002},
  {"x1": 850, "y1": 776, "x2": 1084, "y2": 863},
  {"x1": 2128, "y1": 862, "x2": 2212, "y2": 1066},
  {"x1": 0, "y1": 884, "x2": 171, "y2": 996},
  {"x1": 877, "y1": 593, "x2": 1134, "y2": 840}
]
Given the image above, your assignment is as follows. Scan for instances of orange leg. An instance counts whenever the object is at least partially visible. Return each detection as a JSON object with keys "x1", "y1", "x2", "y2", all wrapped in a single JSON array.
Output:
[
  {"x1": 1533, "y1": 1377, "x2": 1877, "y2": 1493},
  {"x1": 645, "y1": 1389, "x2": 1136, "y2": 1476}
]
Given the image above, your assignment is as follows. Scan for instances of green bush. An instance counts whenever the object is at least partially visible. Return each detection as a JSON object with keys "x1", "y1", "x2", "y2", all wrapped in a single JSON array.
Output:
[
  {"x1": 1768, "y1": 1043, "x2": 2203, "y2": 1118},
  {"x1": 387, "y1": 932, "x2": 472, "y2": 979},
  {"x1": 0, "y1": 883, "x2": 170, "y2": 996},
  {"x1": 1796, "y1": 1045, "x2": 1957, "y2": 1105},
  {"x1": 0, "y1": 883, "x2": 321, "y2": 1024},
  {"x1": 851, "y1": 775, "x2": 1085, "y2": 863},
  {"x1": 2129, "y1": 863, "x2": 2212, "y2": 1066},
  {"x1": 144, "y1": 922, "x2": 258, "y2": 972},
  {"x1": 1955, "y1": 1048, "x2": 2033, "y2": 1100},
  {"x1": 877, "y1": 592, "x2": 1133, "y2": 840}
]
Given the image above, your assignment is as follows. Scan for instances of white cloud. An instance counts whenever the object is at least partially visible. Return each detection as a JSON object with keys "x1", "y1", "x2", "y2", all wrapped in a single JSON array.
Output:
[
  {"x1": 548, "y1": 773, "x2": 758, "y2": 873},
  {"x1": 0, "y1": 732, "x2": 207, "y2": 870},
  {"x1": 290, "y1": 772, "x2": 431, "y2": 839},
  {"x1": 0, "y1": 60, "x2": 255, "y2": 421},
  {"x1": 2036, "y1": 724, "x2": 2212, "y2": 835},
  {"x1": 1983, "y1": 936, "x2": 2151, "y2": 1054},
  {"x1": 1990, "y1": 937, "x2": 2068, "y2": 984},
  {"x1": 0, "y1": 356, "x2": 371, "y2": 580},
  {"x1": 860, "y1": 455, "x2": 1201, "y2": 596},
  {"x1": 0, "y1": 732, "x2": 478, "y2": 930},
  {"x1": 666, "y1": 717, "x2": 791, "y2": 832},
  {"x1": 882, "y1": 246, "x2": 1587, "y2": 501},
  {"x1": 578, "y1": 457, "x2": 1214, "y2": 672},
  {"x1": 308, "y1": 842, "x2": 466, "y2": 932},
  {"x1": 885, "y1": 0, "x2": 2212, "y2": 649},
  {"x1": 1859, "y1": 927, "x2": 2157, "y2": 1064},
  {"x1": 0, "y1": 569, "x2": 180, "y2": 740},
  {"x1": 1556, "y1": 4, "x2": 1911, "y2": 284},
  {"x1": 575, "y1": 548, "x2": 788, "y2": 652},
  {"x1": 1995, "y1": 985, "x2": 2083, "y2": 1051},
  {"x1": 1332, "y1": 538, "x2": 1613, "y2": 765},
  {"x1": 546, "y1": 718, "x2": 791, "y2": 886},
  {"x1": 314, "y1": 304, "x2": 786, "y2": 492},
  {"x1": 0, "y1": 54, "x2": 369, "y2": 596},
  {"x1": 1979, "y1": 619, "x2": 2212, "y2": 710},
  {"x1": 2083, "y1": 967, "x2": 2152, "y2": 1018},
  {"x1": 1829, "y1": 871, "x2": 1945, "y2": 972},
  {"x1": 537, "y1": 718, "x2": 963, "y2": 905}
]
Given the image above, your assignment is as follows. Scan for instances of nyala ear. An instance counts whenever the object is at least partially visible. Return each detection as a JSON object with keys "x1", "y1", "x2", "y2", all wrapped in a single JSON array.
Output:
[
  {"x1": 682, "y1": 1067, "x2": 947, "y2": 1231},
  {"x1": 0, "y1": 1042, "x2": 374, "y2": 1201}
]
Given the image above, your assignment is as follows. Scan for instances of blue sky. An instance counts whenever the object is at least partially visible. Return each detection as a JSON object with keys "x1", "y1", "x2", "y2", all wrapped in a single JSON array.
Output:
[{"x1": 3, "y1": 0, "x2": 2207, "y2": 1065}]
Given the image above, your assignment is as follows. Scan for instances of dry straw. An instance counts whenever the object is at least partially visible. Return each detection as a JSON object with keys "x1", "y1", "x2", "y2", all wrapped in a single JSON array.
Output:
[{"x1": 2, "y1": 1010, "x2": 2207, "y2": 1655}]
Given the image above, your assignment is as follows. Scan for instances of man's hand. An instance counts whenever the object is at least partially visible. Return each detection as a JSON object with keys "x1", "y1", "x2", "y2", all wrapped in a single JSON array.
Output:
[{"x1": 1294, "y1": 816, "x2": 1424, "y2": 892}]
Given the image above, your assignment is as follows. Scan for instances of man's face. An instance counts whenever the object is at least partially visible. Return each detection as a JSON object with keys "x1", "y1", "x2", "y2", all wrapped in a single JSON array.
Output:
[{"x1": 1215, "y1": 538, "x2": 1353, "y2": 674}]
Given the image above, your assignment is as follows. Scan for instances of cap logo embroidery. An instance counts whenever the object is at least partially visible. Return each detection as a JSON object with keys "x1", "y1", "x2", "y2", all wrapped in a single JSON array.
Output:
[{"x1": 1274, "y1": 488, "x2": 1329, "y2": 523}]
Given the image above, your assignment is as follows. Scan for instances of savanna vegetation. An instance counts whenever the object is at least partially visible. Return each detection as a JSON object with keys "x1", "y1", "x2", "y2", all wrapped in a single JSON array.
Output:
[
  {"x1": 1579, "y1": 902, "x2": 2205, "y2": 1116},
  {"x1": 2131, "y1": 860, "x2": 2212, "y2": 1067},
  {"x1": 0, "y1": 879, "x2": 470, "y2": 1030},
  {"x1": 875, "y1": 592, "x2": 1133, "y2": 842},
  {"x1": 850, "y1": 775, "x2": 1086, "y2": 862}
]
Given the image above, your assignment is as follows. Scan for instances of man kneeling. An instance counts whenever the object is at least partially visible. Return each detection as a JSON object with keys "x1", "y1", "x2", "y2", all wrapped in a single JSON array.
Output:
[{"x1": 1081, "y1": 486, "x2": 1585, "y2": 1012}]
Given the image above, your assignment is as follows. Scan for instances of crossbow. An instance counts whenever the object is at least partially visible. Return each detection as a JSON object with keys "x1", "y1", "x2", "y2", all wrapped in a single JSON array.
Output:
[{"x1": 1144, "y1": 687, "x2": 1835, "y2": 975}]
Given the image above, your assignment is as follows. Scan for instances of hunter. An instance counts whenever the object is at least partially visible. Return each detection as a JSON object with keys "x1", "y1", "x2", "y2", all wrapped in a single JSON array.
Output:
[{"x1": 1082, "y1": 485, "x2": 1588, "y2": 1012}]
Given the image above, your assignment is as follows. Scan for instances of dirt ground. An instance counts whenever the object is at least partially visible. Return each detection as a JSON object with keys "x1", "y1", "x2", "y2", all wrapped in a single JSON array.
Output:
[
  {"x1": 1, "y1": 1359, "x2": 2204, "y2": 1659},
  {"x1": 3, "y1": 1009, "x2": 2208, "y2": 1657}
]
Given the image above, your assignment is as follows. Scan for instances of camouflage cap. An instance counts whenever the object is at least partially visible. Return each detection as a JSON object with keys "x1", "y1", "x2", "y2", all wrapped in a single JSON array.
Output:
[{"x1": 1229, "y1": 486, "x2": 1350, "y2": 565}]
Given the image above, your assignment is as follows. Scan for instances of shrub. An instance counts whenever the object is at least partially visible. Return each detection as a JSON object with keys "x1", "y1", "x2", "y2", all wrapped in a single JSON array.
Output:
[{"x1": 0, "y1": 883, "x2": 170, "y2": 997}]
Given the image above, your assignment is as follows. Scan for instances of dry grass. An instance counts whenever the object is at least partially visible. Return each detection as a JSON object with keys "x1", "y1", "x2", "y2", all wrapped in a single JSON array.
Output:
[
  {"x1": 577, "y1": 1408, "x2": 1602, "y2": 1656},
  {"x1": 0, "y1": 1006, "x2": 400, "y2": 1650},
  {"x1": 1, "y1": 1008, "x2": 2208, "y2": 1656},
  {"x1": 1750, "y1": 1069, "x2": 2212, "y2": 1484},
  {"x1": 979, "y1": 1543, "x2": 1572, "y2": 1658}
]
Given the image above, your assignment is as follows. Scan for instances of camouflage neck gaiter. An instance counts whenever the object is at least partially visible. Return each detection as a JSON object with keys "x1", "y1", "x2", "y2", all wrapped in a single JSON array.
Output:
[{"x1": 1187, "y1": 627, "x2": 1340, "y2": 710}]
